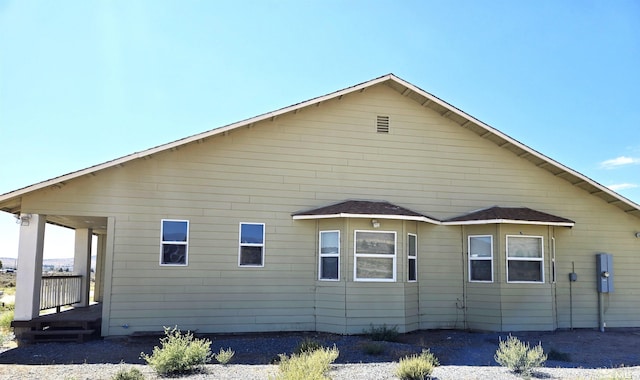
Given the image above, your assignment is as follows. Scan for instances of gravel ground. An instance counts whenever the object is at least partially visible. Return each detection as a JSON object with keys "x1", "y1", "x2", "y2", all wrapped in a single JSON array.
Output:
[{"x1": 0, "y1": 329, "x2": 639, "y2": 379}]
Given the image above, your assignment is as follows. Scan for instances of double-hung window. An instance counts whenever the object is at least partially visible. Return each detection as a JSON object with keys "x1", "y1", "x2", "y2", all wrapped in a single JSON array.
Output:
[
  {"x1": 160, "y1": 219, "x2": 189, "y2": 266},
  {"x1": 354, "y1": 230, "x2": 396, "y2": 282},
  {"x1": 506, "y1": 235, "x2": 544, "y2": 283},
  {"x1": 239, "y1": 223, "x2": 265, "y2": 267},
  {"x1": 319, "y1": 230, "x2": 340, "y2": 280},
  {"x1": 407, "y1": 233, "x2": 417, "y2": 282},
  {"x1": 468, "y1": 235, "x2": 493, "y2": 282}
]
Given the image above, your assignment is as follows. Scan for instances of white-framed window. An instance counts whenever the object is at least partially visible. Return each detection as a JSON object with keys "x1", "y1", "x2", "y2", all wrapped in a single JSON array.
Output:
[
  {"x1": 506, "y1": 235, "x2": 544, "y2": 283},
  {"x1": 160, "y1": 219, "x2": 189, "y2": 266},
  {"x1": 239, "y1": 223, "x2": 265, "y2": 267},
  {"x1": 354, "y1": 230, "x2": 396, "y2": 282},
  {"x1": 407, "y1": 233, "x2": 417, "y2": 282},
  {"x1": 468, "y1": 235, "x2": 493, "y2": 282},
  {"x1": 319, "y1": 230, "x2": 340, "y2": 281}
]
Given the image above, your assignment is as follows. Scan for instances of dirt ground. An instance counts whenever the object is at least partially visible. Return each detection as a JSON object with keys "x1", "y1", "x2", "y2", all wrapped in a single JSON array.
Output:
[{"x1": 0, "y1": 328, "x2": 638, "y2": 369}]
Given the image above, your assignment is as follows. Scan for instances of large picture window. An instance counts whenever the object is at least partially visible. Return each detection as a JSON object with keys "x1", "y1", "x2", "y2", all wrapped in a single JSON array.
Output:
[
  {"x1": 468, "y1": 235, "x2": 493, "y2": 282},
  {"x1": 160, "y1": 219, "x2": 188, "y2": 266},
  {"x1": 507, "y1": 235, "x2": 544, "y2": 283},
  {"x1": 319, "y1": 230, "x2": 340, "y2": 281},
  {"x1": 239, "y1": 223, "x2": 265, "y2": 267},
  {"x1": 407, "y1": 233, "x2": 417, "y2": 282},
  {"x1": 354, "y1": 230, "x2": 396, "y2": 282}
]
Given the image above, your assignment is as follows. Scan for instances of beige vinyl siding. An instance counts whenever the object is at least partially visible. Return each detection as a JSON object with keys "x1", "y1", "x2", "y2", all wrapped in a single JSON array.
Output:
[{"x1": 18, "y1": 82, "x2": 640, "y2": 334}]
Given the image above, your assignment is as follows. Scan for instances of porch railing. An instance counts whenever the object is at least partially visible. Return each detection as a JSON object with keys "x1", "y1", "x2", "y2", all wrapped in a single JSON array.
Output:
[{"x1": 40, "y1": 275, "x2": 82, "y2": 311}]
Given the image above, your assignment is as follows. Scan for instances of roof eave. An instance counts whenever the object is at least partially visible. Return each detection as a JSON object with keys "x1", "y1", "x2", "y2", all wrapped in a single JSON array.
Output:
[
  {"x1": 292, "y1": 213, "x2": 440, "y2": 224},
  {"x1": 442, "y1": 219, "x2": 575, "y2": 227}
]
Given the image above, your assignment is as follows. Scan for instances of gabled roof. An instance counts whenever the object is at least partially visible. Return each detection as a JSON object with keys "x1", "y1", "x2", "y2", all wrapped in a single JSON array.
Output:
[
  {"x1": 443, "y1": 206, "x2": 575, "y2": 227},
  {"x1": 1, "y1": 74, "x2": 639, "y2": 219},
  {"x1": 292, "y1": 200, "x2": 440, "y2": 224}
]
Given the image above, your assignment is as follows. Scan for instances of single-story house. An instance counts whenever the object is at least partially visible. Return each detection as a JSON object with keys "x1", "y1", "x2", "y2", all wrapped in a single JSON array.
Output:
[{"x1": 2, "y1": 74, "x2": 639, "y2": 341}]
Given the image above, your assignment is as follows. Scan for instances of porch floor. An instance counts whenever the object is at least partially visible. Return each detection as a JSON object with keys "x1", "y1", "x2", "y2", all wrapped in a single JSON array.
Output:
[{"x1": 12, "y1": 304, "x2": 102, "y2": 343}]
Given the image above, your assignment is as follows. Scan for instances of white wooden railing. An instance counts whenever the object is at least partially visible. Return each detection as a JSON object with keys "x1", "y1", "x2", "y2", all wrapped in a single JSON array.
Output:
[{"x1": 40, "y1": 275, "x2": 82, "y2": 311}]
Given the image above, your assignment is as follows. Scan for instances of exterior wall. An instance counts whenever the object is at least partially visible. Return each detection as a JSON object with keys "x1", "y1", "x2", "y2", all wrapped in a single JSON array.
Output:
[{"x1": 17, "y1": 82, "x2": 640, "y2": 334}]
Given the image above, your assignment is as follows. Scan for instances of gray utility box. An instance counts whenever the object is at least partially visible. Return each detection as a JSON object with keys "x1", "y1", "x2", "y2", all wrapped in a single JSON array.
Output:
[{"x1": 596, "y1": 253, "x2": 614, "y2": 293}]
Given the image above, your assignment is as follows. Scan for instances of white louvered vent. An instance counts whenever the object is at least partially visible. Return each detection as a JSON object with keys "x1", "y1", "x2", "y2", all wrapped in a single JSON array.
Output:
[{"x1": 376, "y1": 115, "x2": 390, "y2": 133}]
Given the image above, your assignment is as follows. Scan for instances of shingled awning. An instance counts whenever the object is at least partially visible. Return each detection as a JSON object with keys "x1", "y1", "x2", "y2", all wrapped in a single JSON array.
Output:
[
  {"x1": 292, "y1": 200, "x2": 440, "y2": 224},
  {"x1": 443, "y1": 206, "x2": 575, "y2": 227}
]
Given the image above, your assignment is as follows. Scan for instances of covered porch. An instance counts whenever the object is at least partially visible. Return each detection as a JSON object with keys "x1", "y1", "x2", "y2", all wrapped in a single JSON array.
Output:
[{"x1": 10, "y1": 213, "x2": 110, "y2": 344}]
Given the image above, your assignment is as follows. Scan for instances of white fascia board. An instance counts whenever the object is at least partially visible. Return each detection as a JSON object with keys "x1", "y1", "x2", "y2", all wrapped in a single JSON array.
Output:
[
  {"x1": 292, "y1": 213, "x2": 440, "y2": 224},
  {"x1": 442, "y1": 219, "x2": 575, "y2": 227}
]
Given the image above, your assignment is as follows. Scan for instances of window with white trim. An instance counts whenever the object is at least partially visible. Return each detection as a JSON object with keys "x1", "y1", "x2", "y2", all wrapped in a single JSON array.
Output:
[
  {"x1": 354, "y1": 230, "x2": 396, "y2": 282},
  {"x1": 468, "y1": 235, "x2": 493, "y2": 282},
  {"x1": 506, "y1": 235, "x2": 544, "y2": 283},
  {"x1": 407, "y1": 233, "x2": 417, "y2": 282},
  {"x1": 160, "y1": 219, "x2": 189, "y2": 266},
  {"x1": 319, "y1": 230, "x2": 340, "y2": 281},
  {"x1": 239, "y1": 223, "x2": 265, "y2": 267}
]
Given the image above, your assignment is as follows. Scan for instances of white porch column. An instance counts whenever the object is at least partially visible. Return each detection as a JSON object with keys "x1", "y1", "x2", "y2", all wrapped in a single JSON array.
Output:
[
  {"x1": 94, "y1": 234, "x2": 106, "y2": 302},
  {"x1": 14, "y1": 214, "x2": 46, "y2": 321},
  {"x1": 73, "y1": 228, "x2": 92, "y2": 307}
]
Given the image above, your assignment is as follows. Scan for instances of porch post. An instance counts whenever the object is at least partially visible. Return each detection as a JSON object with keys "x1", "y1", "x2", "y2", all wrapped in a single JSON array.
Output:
[
  {"x1": 73, "y1": 228, "x2": 92, "y2": 307},
  {"x1": 94, "y1": 233, "x2": 106, "y2": 302},
  {"x1": 14, "y1": 213, "x2": 46, "y2": 321}
]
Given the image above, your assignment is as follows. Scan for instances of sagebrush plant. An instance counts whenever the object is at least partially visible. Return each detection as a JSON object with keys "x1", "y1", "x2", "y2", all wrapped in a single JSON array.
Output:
[
  {"x1": 111, "y1": 367, "x2": 145, "y2": 380},
  {"x1": 274, "y1": 345, "x2": 339, "y2": 380},
  {"x1": 361, "y1": 341, "x2": 385, "y2": 355},
  {"x1": 494, "y1": 335, "x2": 547, "y2": 376},
  {"x1": 395, "y1": 349, "x2": 440, "y2": 380},
  {"x1": 293, "y1": 338, "x2": 323, "y2": 355},
  {"x1": 214, "y1": 347, "x2": 235, "y2": 365},
  {"x1": 363, "y1": 323, "x2": 400, "y2": 342},
  {"x1": 140, "y1": 326, "x2": 212, "y2": 375}
]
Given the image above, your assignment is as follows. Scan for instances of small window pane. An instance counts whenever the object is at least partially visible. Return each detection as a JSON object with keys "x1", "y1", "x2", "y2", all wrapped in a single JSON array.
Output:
[
  {"x1": 508, "y1": 237, "x2": 542, "y2": 258},
  {"x1": 408, "y1": 258, "x2": 417, "y2": 281},
  {"x1": 320, "y1": 257, "x2": 338, "y2": 279},
  {"x1": 320, "y1": 232, "x2": 339, "y2": 254},
  {"x1": 356, "y1": 232, "x2": 395, "y2": 255},
  {"x1": 162, "y1": 221, "x2": 188, "y2": 242},
  {"x1": 356, "y1": 257, "x2": 394, "y2": 279},
  {"x1": 508, "y1": 261, "x2": 543, "y2": 282},
  {"x1": 162, "y1": 244, "x2": 187, "y2": 265},
  {"x1": 408, "y1": 234, "x2": 417, "y2": 256},
  {"x1": 470, "y1": 236, "x2": 492, "y2": 258},
  {"x1": 470, "y1": 260, "x2": 492, "y2": 281},
  {"x1": 240, "y1": 246, "x2": 263, "y2": 266},
  {"x1": 241, "y1": 224, "x2": 264, "y2": 244}
]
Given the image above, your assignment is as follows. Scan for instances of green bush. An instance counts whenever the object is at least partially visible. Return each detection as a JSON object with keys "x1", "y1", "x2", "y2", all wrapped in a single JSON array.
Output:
[
  {"x1": 112, "y1": 367, "x2": 145, "y2": 380},
  {"x1": 363, "y1": 323, "x2": 400, "y2": 342},
  {"x1": 494, "y1": 335, "x2": 546, "y2": 376},
  {"x1": 275, "y1": 345, "x2": 339, "y2": 380},
  {"x1": 214, "y1": 347, "x2": 235, "y2": 365},
  {"x1": 140, "y1": 326, "x2": 212, "y2": 375},
  {"x1": 0, "y1": 310, "x2": 14, "y2": 331},
  {"x1": 293, "y1": 338, "x2": 323, "y2": 355},
  {"x1": 361, "y1": 341, "x2": 385, "y2": 355},
  {"x1": 395, "y1": 349, "x2": 440, "y2": 380}
]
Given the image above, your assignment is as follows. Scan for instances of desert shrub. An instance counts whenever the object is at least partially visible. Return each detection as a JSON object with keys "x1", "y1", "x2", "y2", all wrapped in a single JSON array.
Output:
[
  {"x1": 293, "y1": 338, "x2": 323, "y2": 355},
  {"x1": 395, "y1": 349, "x2": 440, "y2": 380},
  {"x1": 547, "y1": 348, "x2": 571, "y2": 362},
  {"x1": 361, "y1": 341, "x2": 385, "y2": 355},
  {"x1": 275, "y1": 345, "x2": 339, "y2": 380},
  {"x1": 140, "y1": 326, "x2": 212, "y2": 375},
  {"x1": 214, "y1": 347, "x2": 235, "y2": 365},
  {"x1": 494, "y1": 335, "x2": 546, "y2": 376},
  {"x1": 112, "y1": 367, "x2": 145, "y2": 380},
  {"x1": 0, "y1": 309, "x2": 13, "y2": 331},
  {"x1": 363, "y1": 323, "x2": 400, "y2": 342}
]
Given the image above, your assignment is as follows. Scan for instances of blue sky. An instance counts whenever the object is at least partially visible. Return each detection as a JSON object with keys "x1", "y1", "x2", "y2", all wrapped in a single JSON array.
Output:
[{"x1": 1, "y1": 1, "x2": 639, "y2": 259}]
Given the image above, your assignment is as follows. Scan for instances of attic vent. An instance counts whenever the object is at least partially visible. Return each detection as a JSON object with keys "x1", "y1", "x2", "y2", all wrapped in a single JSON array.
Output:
[{"x1": 376, "y1": 115, "x2": 390, "y2": 133}]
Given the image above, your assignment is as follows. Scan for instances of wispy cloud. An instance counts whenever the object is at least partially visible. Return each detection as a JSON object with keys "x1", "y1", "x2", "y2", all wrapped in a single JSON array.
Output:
[
  {"x1": 607, "y1": 183, "x2": 639, "y2": 191},
  {"x1": 599, "y1": 156, "x2": 640, "y2": 169}
]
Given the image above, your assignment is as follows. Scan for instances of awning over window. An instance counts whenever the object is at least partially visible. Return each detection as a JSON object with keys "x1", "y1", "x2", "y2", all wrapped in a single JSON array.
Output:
[
  {"x1": 292, "y1": 200, "x2": 440, "y2": 224},
  {"x1": 443, "y1": 206, "x2": 575, "y2": 227}
]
